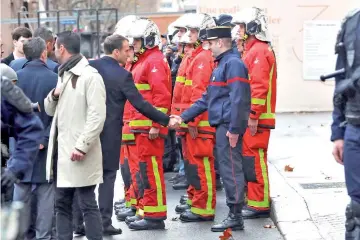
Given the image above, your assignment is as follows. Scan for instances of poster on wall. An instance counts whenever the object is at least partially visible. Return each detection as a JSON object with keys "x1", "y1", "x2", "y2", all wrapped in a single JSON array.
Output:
[{"x1": 302, "y1": 20, "x2": 341, "y2": 80}]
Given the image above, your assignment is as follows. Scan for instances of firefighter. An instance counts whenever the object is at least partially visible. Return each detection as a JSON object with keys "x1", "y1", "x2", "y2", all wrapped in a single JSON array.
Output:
[
  {"x1": 111, "y1": 15, "x2": 140, "y2": 215},
  {"x1": 232, "y1": 7, "x2": 277, "y2": 219},
  {"x1": 170, "y1": 13, "x2": 196, "y2": 191},
  {"x1": 125, "y1": 18, "x2": 172, "y2": 230},
  {"x1": 174, "y1": 13, "x2": 217, "y2": 222}
]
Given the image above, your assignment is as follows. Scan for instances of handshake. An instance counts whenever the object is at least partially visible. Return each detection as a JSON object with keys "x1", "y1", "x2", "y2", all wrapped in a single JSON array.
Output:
[{"x1": 168, "y1": 115, "x2": 183, "y2": 129}]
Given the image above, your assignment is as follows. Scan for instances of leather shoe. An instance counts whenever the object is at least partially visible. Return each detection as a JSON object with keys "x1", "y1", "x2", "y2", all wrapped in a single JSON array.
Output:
[
  {"x1": 175, "y1": 204, "x2": 190, "y2": 214},
  {"x1": 172, "y1": 176, "x2": 189, "y2": 190},
  {"x1": 169, "y1": 173, "x2": 182, "y2": 183},
  {"x1": 114, "y1": 198, "x2": 125, "y2": 206},
  {"x1": 125, "y1": 215, "x2": 143, "y2": 225},
  {"x1": 103, "y1": 225, "x2": 122, "y2": 235},
  {"x1": 129, "y1": 219, "x2": 165, "y2": 230},
  {"x1": 180, "y1": 211, "x2": 214, "y2": 222},
  {"x1": 242, "y1": 207, "x2": 270, "y2": 219},
  {"x1": 116, "y1": 208, "x2": 136, "y2": 221},
  {"x1": 73, "y1": 224, "x2": 85, "y2": 236},
  {"x1": 179, "y1": 194, "x2": 188, "y2": 205},
  {"x1": 211, "y1": 213, "x2": 244, "y2": 232}
]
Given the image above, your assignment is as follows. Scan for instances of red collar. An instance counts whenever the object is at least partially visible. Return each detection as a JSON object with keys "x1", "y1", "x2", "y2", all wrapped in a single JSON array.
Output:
[
  {"x1": 191, "y1": 46, "x2": 204, "y2": 58},
  {"x1": 244, "y1": 38, "x2": 261, "y2": 51}
]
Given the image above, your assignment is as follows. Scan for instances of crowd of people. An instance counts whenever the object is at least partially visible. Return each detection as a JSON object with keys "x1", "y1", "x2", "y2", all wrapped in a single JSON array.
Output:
[{"x1": 1, "y1": 7, "x2": 278, "y2": 240}]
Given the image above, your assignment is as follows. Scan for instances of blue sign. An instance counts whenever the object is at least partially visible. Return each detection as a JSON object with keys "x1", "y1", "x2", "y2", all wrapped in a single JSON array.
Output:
[{"x1": 60, "y1": 19, "x2": 77, "y2": 25}]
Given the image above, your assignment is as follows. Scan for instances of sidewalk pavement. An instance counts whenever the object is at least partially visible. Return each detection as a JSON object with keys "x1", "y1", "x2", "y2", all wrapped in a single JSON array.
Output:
[{"x1": 268, "y1": 112, "x2": 349, "y2": 240}]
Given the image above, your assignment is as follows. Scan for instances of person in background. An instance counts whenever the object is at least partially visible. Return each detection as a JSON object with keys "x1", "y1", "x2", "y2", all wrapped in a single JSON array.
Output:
[
  {"x1": 10, "y1": 27, "x2": 58, "y2": 73},
  {"x1": 13, "y1": 37, "x2": 57, "y2": 240},
  {"x1": 1, "y1": 27, "x2": 32, "y2": 65}
]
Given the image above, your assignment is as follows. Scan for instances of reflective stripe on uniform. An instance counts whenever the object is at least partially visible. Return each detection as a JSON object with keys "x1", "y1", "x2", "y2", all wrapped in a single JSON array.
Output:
[
  {"x1": 156, "y1": 107, "x2": 168, "y2": 114},
  {"x1": 186, "y1": 199, "x2": 192, "y2": 206},
  {"x1": 191, "y1": 157, "x2": 215, "y2": 215},
  {"x1": 130, "y1": 198, "x2": 137, "y2": 205},
  {"x1": 184, "y1": 79, "x2": 192, "y2": 86},
  {"x1": 143, "y1": 156, "x2": 167, "y2": 213},
  {"x1": 180, "y1": 120, "x2": 210, "y2": 128},
  {"x1": 135, "y1": 83, "x2": 151, "y2": 90},
  {"x1": 122, "y1": 133, "x2": 135, "y2": 141},
  {"x1": 251, "y1": 98, "x2": 266, "y2": 105},
  {"x1": 129, "y1": 120, "x2": 152, "y2": 127},
  {"x1": 125, "y1": 201, "x2": 131, "y2": 208},
  {"x1": 176, "y1": 76, "x2": 185, "y2": 83},
  {"x1": 247, "y1": 148, "x2": 270, "y2": 208},
  {"x1": 259, "y1": 113, "x2": 275, "y2": 119}
]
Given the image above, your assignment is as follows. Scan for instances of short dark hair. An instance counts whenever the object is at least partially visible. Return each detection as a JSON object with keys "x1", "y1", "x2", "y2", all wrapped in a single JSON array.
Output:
[
  {"x1": 56, "y1": 31, "x2": 81, "y2": 54},
  {"x1": 23, "y1": 37, "x2": 46, "y2": 60},
  {"x1": 12, "y1": 27, "x2": 32, "y2": 41},
  {"x1": 103, "y1": 34, "x2": 128, "y2": 55},
  {"x1": 34, "y1": 27, "x2": 54, "y2": 42}
]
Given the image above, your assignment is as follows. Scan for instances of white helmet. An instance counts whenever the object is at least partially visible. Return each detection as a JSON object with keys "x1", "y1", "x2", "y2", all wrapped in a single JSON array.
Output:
[
  {"x1": 114, "y1": 15, "x2": 139, "y2": 36},
  {"x1": 231, "y1": 7, "x2": 270, "y2": 42},
  {"x1": 184, "y1": 13, "x2": 216, "y2": 42},
  {"x1": 167, "y1": 22, "x2": 178, "y2": 44},
  {"x1": 231, "y1": 25, "x2": 241, "y2": 42},
  {"x1": 127, "y1": 18, "x2": 161, "y2": 49},
  {"x1": 173, "y1": 13, "x2": 196, "y2": 29}
]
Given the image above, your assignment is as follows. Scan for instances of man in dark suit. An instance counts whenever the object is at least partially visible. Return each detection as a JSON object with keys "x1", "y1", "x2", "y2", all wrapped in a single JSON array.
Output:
[
  {"x1": 13, "y1": 37, "x2": 57, "y2": 239},
  {"x1": 89, "y1": 34, "x2": 173, "y2": 235},
  {"x1": 1, "y1": 27, "x2": 32, "y2": 65},
  {"x1": 10, "y1": 27, "x2": 58, "y2": 73}
]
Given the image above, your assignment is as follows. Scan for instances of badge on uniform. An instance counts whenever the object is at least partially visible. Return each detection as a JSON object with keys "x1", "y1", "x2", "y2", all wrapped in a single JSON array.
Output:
[{"x1": 212, "y1": 76, "x2": 216, "y2": 82}]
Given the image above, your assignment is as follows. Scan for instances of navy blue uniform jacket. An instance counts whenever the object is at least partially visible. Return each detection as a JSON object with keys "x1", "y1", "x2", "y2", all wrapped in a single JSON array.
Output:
[
  {"x1": 2, "y1": 98, "x2": 43, "y2": 179},
  {"x1": 10, "y1": 58, "x2": 59, "y2": 73},
  {"x1": 16, "y1": 59, "x2": 57, "y2": 182},
  {"x1": 90, "y1": 56, "x2": 170, "y2": 170},
  {"x1": 181, "y1": 49, "x2": 251, "y2": 135}
]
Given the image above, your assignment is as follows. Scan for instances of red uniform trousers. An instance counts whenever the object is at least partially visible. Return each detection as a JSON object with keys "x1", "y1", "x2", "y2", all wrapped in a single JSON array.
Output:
[
  {"x1": 135, "y1": 133, "x2": 167, "y2": 220},
  {"x1": 184, "y1": 133, "x2": 216, "y2": 217},
  {"x1": 242, "y1": 128, "x2": 271, "y2": 211},
  {"x1": 124, "y1": 144, "x2": 140, "y2": 209},
  {"x1": 119, "y1": 145, "x2": 132, "y2": 208}
]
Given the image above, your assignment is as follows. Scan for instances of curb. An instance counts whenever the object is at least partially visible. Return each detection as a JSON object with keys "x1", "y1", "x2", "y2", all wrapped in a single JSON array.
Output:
[{"x1": 268, "y1": 161, "x2": 325, "y2": 240}]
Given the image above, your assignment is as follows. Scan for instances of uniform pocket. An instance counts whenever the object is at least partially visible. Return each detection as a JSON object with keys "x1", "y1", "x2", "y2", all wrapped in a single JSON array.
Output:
[
  {"x1": 137, "y1": 134, "x2": 164, "y2": 157},
  {"x1": 192, "y1": 137, "x2": 214, "y2": 157},
  {"x1": 243, "y1": 156, "x2": 257, "y2": 183}
]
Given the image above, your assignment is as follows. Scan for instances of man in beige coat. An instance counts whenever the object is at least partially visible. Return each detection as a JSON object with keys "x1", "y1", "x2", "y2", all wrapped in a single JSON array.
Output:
[{"x1": 44, "y1": 31, "x2": 106, "y2": 240}]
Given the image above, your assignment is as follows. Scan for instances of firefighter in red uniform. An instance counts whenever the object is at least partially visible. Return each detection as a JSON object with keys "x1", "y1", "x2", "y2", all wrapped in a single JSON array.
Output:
[
  {"x1": 173, "y1": 13, "x2": 218, "y2": 223},
  {"x1": 125, "y1": 18, "x2": 172, "y2": 230},
  {"x1": 232, "y1": 7, "x2": 277, "y2": 219}
]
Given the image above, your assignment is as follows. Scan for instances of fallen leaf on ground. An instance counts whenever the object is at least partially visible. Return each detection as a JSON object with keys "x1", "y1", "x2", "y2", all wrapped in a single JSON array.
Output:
[
  {"x1": 284, "y1": 165, "x2": 294, "y2": 172},
  {"x1": 219, "y1": 228, "x2": 233, "y2": 240},
  {"x1": 264, "y1": 225, "x2": 276, "y2": 228},
  {"x1": 325, "y1": 176, "x2": 332, "y2": 180},
  {"x1": 171, "y1": 217, "x2": 178, "y2": 221}
]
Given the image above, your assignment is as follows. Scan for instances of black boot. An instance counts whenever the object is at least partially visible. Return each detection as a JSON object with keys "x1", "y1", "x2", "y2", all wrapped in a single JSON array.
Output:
[
  {"x1": 242, "y1": 206, "x2": 270, "y2": 219},
  {"x1": 216, "y1": 178, "x2": 223, "y2": 191},
  {"x1": 172, "y1": 175, "x2": 189, "y2": 190},
  {"x1": 179, "y1": 194, "x2": 188, "y2": 205},
  {"x1": 114, "y1": 204, "x2": 127, "y2": 214},
  {"x1": 103, "y1": 225, "x2": 122, "y2": 235},
  {"x1": 175, "y1": 204, "x2": 191, "y2": 214},
  {"x1": 125, "y1": 215, "x2": 143, "y2": 225},
  {"x1": 128, "y1": 219, "x2": 165, "y2": 230},
  {"x1": 73, "y1": 224, "x2": 86, "y2": 236},
  {"x1": 180, "y1": 211, "x2": 214, "y2": 222},
  {"x1": 211, "y1": 205, "x2": 244, "y2": 232},
  {"x1": 116, "y1": 208, "x2": 136, "y2": 221},
  {"x1": 345, "y1": 200, "x2": 360, "y2": 240},
  {"x1": 114, "y1": 198, "x2": 125, "y2": 207}
]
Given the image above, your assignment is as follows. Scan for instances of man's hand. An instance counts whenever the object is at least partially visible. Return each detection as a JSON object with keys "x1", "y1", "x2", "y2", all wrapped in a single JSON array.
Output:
[
  {"x1": 188, "y1": 126, "x2": 198, "y2": 139},
  {"x1": 226, "y1": 131, "x2": 239, "y2": 148},
  {"x1": 149, "y1": 127, "x2": 160, "y2": 140},
  {"x1": 70, "y1": 149, "x2": 85, "y2": 161},
  {"x1": 248, "y1": 118, "x2": 258, "y2": 136},
  {"x1": 168, "y1": 115, "x2": 182, "y2": 129},
  {"x1": 39, "y1": 144, "x2": 44, "y2": 150},
  {"x1": 332, "y1": 139, "x2": 344, "y2": 165},
  {"x1": 1, "y1": 169, "x2": 18, "y2": 189}
]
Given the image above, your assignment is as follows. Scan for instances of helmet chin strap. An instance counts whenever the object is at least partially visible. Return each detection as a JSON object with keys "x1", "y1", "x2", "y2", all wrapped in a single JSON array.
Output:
[{"x1": 194, "y1": 39, "x2": 201, "y2": 48}]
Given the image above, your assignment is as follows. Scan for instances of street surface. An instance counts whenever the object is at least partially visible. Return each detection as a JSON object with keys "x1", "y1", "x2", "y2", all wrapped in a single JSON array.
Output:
[{"x1": 269, "y1": 112, "x2": 349, "y2": 240}]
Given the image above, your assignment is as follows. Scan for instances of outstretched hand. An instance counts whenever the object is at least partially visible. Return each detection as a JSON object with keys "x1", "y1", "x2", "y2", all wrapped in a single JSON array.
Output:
[{"x1": 168, "y1": 115, "x2": 183, "y2": 129}]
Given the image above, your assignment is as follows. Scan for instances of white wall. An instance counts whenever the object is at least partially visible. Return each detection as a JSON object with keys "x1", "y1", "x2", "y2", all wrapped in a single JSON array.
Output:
[{"x1": 197, "y1": 0, "x2": 359, "y2": 112}]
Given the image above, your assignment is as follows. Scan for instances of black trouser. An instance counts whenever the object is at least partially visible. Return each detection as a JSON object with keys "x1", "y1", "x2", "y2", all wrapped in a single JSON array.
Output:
[
  {"x1": 55, "y1": 185, "x2": 103, "y2": 240},
  {"x1": 98, "y1": 169, "x2": 117, "y2": 228}
]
